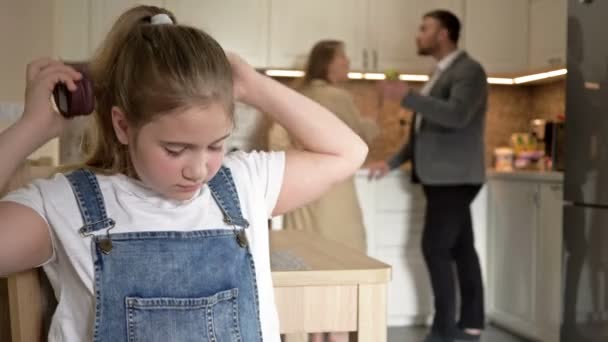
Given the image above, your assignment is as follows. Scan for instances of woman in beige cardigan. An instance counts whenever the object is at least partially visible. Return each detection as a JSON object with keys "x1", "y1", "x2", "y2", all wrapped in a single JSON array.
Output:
[{"x1": 269, "y1": 40, "x2": 379, "y2": 342}]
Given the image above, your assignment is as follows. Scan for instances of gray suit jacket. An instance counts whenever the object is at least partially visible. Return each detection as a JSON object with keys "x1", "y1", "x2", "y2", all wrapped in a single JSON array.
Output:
[{"x1": 388, "y1": 52, "x2": 488, "y2": 185}]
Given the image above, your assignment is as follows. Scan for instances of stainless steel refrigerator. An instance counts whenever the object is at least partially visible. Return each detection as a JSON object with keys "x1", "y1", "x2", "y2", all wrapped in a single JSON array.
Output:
[{"x1": 563, "y1": 0, "x2": 608, "y2": 341}]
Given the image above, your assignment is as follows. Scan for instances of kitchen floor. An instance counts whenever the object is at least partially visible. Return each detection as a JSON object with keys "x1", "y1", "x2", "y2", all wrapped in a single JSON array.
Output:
[{"x1": 388, "y1": 324, "x2": 530, "y2": 342}]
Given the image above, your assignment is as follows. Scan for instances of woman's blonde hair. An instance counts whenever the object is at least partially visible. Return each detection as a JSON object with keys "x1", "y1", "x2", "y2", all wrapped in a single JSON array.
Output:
[{"x1": 82, "y1": 5, "x2": 233, "y2": 175}]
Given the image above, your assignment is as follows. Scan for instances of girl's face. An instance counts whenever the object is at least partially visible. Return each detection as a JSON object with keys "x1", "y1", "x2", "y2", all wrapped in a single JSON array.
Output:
[{"x1": 112, "y1": 103, "x2": 232, "y2": 201}]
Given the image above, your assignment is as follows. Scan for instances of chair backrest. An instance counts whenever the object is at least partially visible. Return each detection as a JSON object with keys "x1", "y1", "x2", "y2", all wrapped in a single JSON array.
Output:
[
  {"x1": 1, "y1": 163, "x2": 56, "y2": 342},
  {"x1": 7, "y1": 269, "x2": 55, "y2": 342}
]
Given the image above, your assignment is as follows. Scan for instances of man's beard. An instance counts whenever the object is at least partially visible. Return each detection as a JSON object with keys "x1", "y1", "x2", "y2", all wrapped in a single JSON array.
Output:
[{"x1": 417, "y1": 45, "x2": 436, "y2": 56}]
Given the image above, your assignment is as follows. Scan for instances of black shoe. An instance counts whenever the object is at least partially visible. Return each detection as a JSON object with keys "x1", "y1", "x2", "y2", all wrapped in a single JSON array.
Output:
[
  {"x1": 423, "y1": 332, "x2": 453, "y2": 342},
  {"x1": 453, "y1": 330, "x2": 481, "y2": 341}
]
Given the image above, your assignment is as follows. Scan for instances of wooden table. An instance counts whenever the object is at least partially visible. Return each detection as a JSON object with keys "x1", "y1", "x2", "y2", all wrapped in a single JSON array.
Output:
[{"x1": 270, "y1": 230, "x2": 391, "y2": 341}]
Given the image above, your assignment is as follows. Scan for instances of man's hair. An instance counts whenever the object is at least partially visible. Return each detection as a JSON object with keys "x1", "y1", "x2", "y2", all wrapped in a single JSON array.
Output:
[{"x1": 424, "y1": 9, "x2": 461, "y2": 43}]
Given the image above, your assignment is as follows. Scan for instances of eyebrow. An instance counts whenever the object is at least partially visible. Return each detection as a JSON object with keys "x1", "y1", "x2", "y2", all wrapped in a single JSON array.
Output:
[{"x1": 162, "y1": 133, "x2": 231, "y2": 147}]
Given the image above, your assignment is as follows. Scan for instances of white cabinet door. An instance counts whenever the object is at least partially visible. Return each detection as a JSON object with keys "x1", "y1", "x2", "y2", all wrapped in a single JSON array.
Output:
[
  {"x1": 356, "y1": 172, "x2": 432, "y2": 326},
  {"x1": 53, "y1": 0, "x2": 92, "y2": 60},
  {"x1": 1, "y1": 0, "x2": 55, "y2": 102},
  {"x1": 538, "y1": 182, "x2": 563, "y2": 342},
  {"x1": 89, "y1": 0, "x2": 164, "y2": 53},
  {"x1": 463, "y1": 0, "x2": 529, "y2": 74},
  {"x1": 268, "y1": 0, "x2": 368, "y2": 69},
  {"x1": 368, "y1": 0, "x2": 465, "y2": 73},
  {"x1": 372, "y1": 248, "x2": 432, "y2": 326},
  {"x1": 471, "y1": 185, "x2": 489, "y2": 300},
  {"x1": 489, "y1": 180, "x2": 539, "y2": 336},
  {"x1": 529, "y1": 0, "x2": 567, "y2": 70},
  {"x1": 165, "y1": 0, "x2": 269, "y2": 67}
]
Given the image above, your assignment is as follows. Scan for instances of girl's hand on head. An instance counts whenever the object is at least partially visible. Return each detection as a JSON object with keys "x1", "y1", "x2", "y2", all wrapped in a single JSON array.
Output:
[
  {"x1": 22, "y1": 58, "x2": 82, "y2": 139},
  {"x1": 226, "y1": 52, "x2": 261, "y2": 105}
]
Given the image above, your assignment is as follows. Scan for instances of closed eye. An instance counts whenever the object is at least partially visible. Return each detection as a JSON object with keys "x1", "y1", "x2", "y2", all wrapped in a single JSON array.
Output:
[
  {"x1": 165, "y1": 147, "x2": 185, "y2": 156},
  {"x1": 208, "y1": 144, "x2": 224, "y2": 152}
]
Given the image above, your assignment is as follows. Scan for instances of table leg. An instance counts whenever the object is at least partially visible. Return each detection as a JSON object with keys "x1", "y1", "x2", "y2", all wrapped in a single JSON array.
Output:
[{"x1": 351, "y1": 283, "x2": 387, "y2": 342}]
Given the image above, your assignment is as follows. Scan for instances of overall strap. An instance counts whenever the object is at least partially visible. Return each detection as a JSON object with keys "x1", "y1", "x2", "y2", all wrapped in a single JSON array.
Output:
[
  {"x1": 66, "y1": 169, "x2": 115, "y2": 236},
  {"x1": 208, "y1": 166, "x2": 250, "y2": 229}
]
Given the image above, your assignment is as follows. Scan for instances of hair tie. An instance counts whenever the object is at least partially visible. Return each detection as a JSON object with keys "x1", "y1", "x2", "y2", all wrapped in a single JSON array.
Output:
[{"x1": 150, "y1": 13, "x2": 173, "y2": 25}]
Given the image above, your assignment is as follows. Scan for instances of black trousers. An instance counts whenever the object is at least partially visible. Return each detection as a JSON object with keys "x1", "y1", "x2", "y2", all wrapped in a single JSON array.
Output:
[{"x1": 421, "y1": 184, "x2": 485, "y2": 335}]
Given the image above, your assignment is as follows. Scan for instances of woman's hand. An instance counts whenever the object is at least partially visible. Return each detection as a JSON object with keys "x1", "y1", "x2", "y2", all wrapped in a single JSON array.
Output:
[
  {"x1": 366, "y1": 160, "x2": 391, "y2": 180},
  {"x1": 21, "y1": 58, "x2": 82, "y2": 140}
]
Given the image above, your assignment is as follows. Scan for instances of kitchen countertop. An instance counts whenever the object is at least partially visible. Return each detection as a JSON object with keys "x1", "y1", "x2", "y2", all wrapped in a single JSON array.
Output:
[
  {"x1": 488, "y1": 169, "x2": 564, "y2": 182},
  {"x1": 356, "y1": 167, "x2": 563, "y2": 183},
  {"x1": 356, "y1": 166, "x2": 411, "y2": 178}
]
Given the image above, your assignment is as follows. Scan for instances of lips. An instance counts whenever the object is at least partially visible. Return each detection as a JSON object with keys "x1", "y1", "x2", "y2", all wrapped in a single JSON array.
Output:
[{"x1": 176, "y1": 184, "x2": 202, "y2": 192}]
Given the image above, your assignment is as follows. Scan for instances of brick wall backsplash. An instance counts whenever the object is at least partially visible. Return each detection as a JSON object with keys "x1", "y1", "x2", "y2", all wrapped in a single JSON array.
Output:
[
  {"x1": 59, "y1": 78, "x2": 565, "y2": 167},
  {"x1": 259, "y1": 78, "x2": 565, "y2": 167},
  {"x1": 530, "y1": 80, "x2": 566, "y2": 121}
]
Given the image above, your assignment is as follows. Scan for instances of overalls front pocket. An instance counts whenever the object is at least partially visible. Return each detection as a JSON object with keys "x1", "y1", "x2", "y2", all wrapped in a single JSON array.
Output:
[{"x1": 126, "y1": 288, "x2": 241, "y2": 342}]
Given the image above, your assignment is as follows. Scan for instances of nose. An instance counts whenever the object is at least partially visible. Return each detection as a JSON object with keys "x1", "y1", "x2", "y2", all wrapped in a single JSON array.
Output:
[{"x1": 182, "y1": 154, "x2": 207, "y2": 183}]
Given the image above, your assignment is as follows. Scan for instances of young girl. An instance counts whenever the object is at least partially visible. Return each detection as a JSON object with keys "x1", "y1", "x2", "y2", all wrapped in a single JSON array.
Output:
[{"x1": 0, "y1": 5, "x2": 367, "y2": 342}]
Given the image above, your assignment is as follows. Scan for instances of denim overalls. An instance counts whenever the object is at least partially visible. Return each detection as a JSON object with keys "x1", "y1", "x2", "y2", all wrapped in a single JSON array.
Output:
[{"x1": 66, "y1": 167, "x2": 263, "y2": 342}]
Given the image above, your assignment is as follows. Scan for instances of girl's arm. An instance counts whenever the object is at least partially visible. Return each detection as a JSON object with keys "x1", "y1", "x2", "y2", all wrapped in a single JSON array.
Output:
[
  {"x1": 0, "y1": 58, "x2": 81, "y2": 275},
  {"x1": 229, "y1": 54, "x2": 368, "y2": 216}
]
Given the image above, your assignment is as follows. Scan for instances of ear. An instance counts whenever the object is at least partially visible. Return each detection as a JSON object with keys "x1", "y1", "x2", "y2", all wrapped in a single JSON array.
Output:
[
  {"x1": 111, "y1": 106, "x2": 131, "y2": 145},
  {"x1": 438, "y1": 28, "x2": 450, "y2": 43}
]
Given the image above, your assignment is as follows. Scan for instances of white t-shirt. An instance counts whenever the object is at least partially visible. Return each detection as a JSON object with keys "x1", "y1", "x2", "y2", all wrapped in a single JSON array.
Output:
[{"x1": 1, "y1": 150, "x2": 285, "y2": 342}]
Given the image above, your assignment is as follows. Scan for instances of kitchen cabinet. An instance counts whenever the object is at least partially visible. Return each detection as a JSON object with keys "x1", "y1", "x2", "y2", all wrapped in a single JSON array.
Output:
[
  {"x1": 49, "y1": 0, "x2": 566, "y2": 74},
  {"x1": 268, "y1": 0, "x2": 464, "y2": 72},
  {"x1": 355, "y1": 172, "x2": 432, "y2": 326},
  {"x1": 267, "y1": 0, "x2": 368, "y2": 69},
  {"x1": 529, "y1": 0, "x2": 567, "y2": 70},
  {"x1": 268, "y1": 0, "x2": 547, "y2": 74},
  {"x1": 165, "y1": 0, "x2": 270, "y2": 68},
  {"x1": 463, "y1": 0, "x2": 530, "y2": 74},
  {"x1": 271, "y1": 0, "x2": 566, "y2": 74},
  {"x1": 52, "y1": 0, "x2": 92, "y2": 61},
  {"x1": 52, "y1": 0, "x2": 272, "y2": 68},
  {"x1": 0, "y1": 0, "x2": 54, "y2": 102},
  {"x1": 368, "y1": 0, "x2": 465, "y2": 73},
  {"x1": 537, "y1": 182, "x2": 563, "y2": 342},
  {"x1": 488, "y1": 179, "x2": 539, "y2": 336},
  {"x1": 89, "y1": 0, "x2": 164, "y2": 55},
  {"x1": 487, "y1": 175, "x2": 563, "y2": 341},
  {"x1": 355, "y1": 171, "x2": 488, "y2": 326}
]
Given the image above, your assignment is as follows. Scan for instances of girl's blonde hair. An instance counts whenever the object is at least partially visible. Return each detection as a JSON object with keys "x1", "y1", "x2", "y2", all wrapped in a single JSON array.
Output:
[{"x1": 83, "y1": 5, "x2": 234, "y2": 175}]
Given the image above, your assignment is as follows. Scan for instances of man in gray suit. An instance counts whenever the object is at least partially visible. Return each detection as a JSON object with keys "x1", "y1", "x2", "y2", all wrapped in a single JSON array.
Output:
[{"x1": 368, "y1": 10, "x2": 487, "y2": 342}]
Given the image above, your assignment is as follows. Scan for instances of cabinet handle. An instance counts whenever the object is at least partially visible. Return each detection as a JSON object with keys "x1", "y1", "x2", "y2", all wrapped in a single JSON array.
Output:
[
  {"x1": 363, "y1": 49, "x2": 369, "y2": 70},
  {"x1": 372, "y1": 49, "x2": 378, "y2": 70},
  {"x1": 547, "y1": 57, "x2": 563, "y2": 66},
  {"x1": 550, "y1": 184, "x2": 562, "y2": 192},
  {"x1": 533, "y1": 191, "x2": 540, "y2": 208}
]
